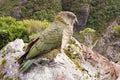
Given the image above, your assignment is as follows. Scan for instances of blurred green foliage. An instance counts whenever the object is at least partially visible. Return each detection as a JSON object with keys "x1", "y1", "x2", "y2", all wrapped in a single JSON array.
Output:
[
  {"x1": 80, "y1": 28, "x2": 96, "y2": 35},
  {"x1": 0, "y1": 0, "x2": 119, "y2": 48},
  {"x1": 20, "y1": 0, "x2": 62, "y2": 21},
  {"x1": 0, "y1": 17, "x2": 50, "y2": 49},
  {"x1": 0, "y1": 17, "x2": 29, "y2": 49},
  {"x1": 21, "y1": 19, "x2": 50, "y2": 34},
  {"x1": 79, "y1": 28, "x2": 96, "y2": 43},
  {"x1": 0, "y1": 0, "x2": 119, "y2": 35},
  {"x1": 21, "y1": 19, "x2": 50, "y2": 40},
  {"x1": 0, "y1": 0, "x2": 21, "y2": 16},
  {"x1": 62, "y1": 0, "x2": 120, "y2": 35},
  {"x1": 114, "y1": 25, "x2": 120, "y2": 36},
  {"x1": 0, "y1": 0, "x2": 62, "y2": 21}
]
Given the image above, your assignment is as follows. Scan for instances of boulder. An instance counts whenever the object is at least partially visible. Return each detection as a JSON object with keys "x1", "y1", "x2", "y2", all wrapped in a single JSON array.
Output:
[{"x1": 0, "y1": 38, "x2": 120, "y2": 80}]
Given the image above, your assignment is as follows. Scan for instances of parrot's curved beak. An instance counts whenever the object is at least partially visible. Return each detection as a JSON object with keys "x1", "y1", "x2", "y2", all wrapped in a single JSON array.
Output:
[{"x1": 75, "y1": 17, "x2": 78, "y2": 24}]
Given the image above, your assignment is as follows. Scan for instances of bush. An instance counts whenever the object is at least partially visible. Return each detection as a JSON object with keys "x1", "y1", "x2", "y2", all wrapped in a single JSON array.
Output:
[
  {"x1": 21, "y1": 19, "x2": 50, "y2": 34},
  {"x1": 0, "y1": 17, "x2": 50, "y2": 49},
  {"x1": 21, "y1": 19, "x2": 51, "y2": 40},
  {"x1": 0, "y1": 17, "x2": 29, "y2": 49},
  {"x1": 20, "y1": 0, "x2": 62, "y2": 21},
  {"x1": 79, "y1": 28, "x2": 97, "y2": 48},
  {"x1": 114, "y1": 25, "x2": 120, "y2": 36},
  {"x1": 0, "y1": 0, "x2": 62, "y2": 21}
]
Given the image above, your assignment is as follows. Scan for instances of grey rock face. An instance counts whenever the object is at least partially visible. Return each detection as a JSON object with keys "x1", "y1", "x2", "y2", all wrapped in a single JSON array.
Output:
[
  {"x1": 95, "y1": 21, "x2": 120, "y2": 62},
  {"x1": 74, "y1": 4, "x2": 90, "y2": 32}
]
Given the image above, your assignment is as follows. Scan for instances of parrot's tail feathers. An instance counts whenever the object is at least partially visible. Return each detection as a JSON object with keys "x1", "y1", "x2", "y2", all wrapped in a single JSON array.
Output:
[
  {"x1": 17, "y1": 38, "x2": 39, "y2": 64},
  {"x1": 17, "y1": 52, "x2": 28, "y2": 64},
  {"x1": 19, "y1": 59, "x2": 35, "y2": 72}
]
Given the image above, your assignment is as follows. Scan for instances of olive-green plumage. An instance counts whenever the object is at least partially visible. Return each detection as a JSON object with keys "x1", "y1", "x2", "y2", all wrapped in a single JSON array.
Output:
[{"x1": 17, "y1": 11, "x2": 78, "y2": 72}]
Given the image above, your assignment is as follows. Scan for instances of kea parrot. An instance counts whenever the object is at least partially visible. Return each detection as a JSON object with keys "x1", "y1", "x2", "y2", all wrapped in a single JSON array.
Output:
[{"x1": 17, "y1": 11, "x2": 78, "y2": 72}]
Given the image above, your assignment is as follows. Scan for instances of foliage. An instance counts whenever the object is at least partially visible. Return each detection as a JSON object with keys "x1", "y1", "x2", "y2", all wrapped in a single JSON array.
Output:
[
  {"x1": 114, "y1": 25, "x2": 120, "y2": 36},
  {"x1": 79, "y1": 28, "x2": 96, "y2": 41},
  {"x1": 0, "y1": 0, "x2": 62, "y2": 21},
  {"x1": 0, "y1": 17, "x2": 29, "y2": 49},
  {"x1": 0, "y1": 0, "x2": 21, "y2": 16},
  {"x1": 80, "y1": 28, "x2": 96, "y2": 35},
  {"x1": 79, "y1": 28, "x2": 96, "y2": 48},
  {"x1": 21, "y1": 19, "x2": 50, "y2": 34},
  {"x1": 20, "y1": 0, "x2": 62, "y2": 21},
  {"x1": 0, "y1": 17, "x2": 50, "y2": 49},
  {"x1": 62, "y1": 0, "x2": 120, "y2": 35}
]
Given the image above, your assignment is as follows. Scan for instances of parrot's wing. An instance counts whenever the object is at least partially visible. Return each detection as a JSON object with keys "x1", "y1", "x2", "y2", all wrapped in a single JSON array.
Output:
[
  {"x1": 25, "y1": 37, "x2": 40, "y2": 52},
  {"x1": 17, "y1": 38, "x2": 39, "y2": 64},
  {"x1": 26, "y1": 25, "x2": 63, "y2": 59}
]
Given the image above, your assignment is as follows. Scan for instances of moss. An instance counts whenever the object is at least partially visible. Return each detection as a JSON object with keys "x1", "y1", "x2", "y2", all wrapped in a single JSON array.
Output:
[
  {"x1": 101, "y1": 50, "x2": 107, "y2": 56},
  {"x1": 94, "y1": 72, "x2": 100, "y2": 78},
  {"x1": 0, "y1": 74, "x2": 21, "y2": 80},
  {"x1": 4, "y1": 77, "x2": 12, "y2": 80},
  {"x1": 114, "y1": 25, "x2": 120, "y2": 37},
  {"x1": 0, "y1": 72, "x2": 4, "y2": 79},
  {"x1": 14, "y1": 56, "x2": 19, "y2": 60},
  {"x1": 1, "y1": 58, "x2": 7, "y2": 65},
  {"x1": 64, "y1": 44, "x2": 85, "y2": 72},
  {"x1": 1, "y1": 49, "x2": 6, "y2": 57}
]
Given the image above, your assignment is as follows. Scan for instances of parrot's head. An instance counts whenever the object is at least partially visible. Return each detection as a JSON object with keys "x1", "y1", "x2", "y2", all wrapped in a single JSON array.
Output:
[{"x1": 55, "y1": 11, "x2": 78, "y2": 26}]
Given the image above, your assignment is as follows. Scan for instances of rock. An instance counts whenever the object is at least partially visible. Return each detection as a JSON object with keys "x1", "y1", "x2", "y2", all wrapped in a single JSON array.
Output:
[
  {"x1": 0, "y1": 38, "x2": 120, "y2": 80},
  {"x1": 21, "y1": 0, "x2": 27, "y2": 5},
  {"x1": 12, "y1": 7, "x2": 22, "y2": 19},
  {"x1": 74, "y1": 4, "x2": 90, "y2": 32},
  {"x1": 95, "y1": 21, "x2": 120, "y2": 62},
  {"x1": 4, "y1": 39, "x2": 24, "y2": 53},
  {"x1": 0, "y1": 39, "x2": 25, "y2": 79}
]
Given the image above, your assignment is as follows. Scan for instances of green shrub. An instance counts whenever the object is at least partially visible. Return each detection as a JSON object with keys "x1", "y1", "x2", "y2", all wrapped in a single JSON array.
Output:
[
  {"x1": 75, "y1": 28, "x2": 97, "y2": 48},
  {"x1": 0, "y1": 0, "x2": 20, "y2": 16},
  {"x1": 20, "y1": 0, "x2": 62, "y2": 21},
  {"x1": 114, "y1": 25, "x2": 120, "y2": 36},
  {"x1": 0, "y1": 0, "x2": 62, "y2": 21},
  {"x1": 21, "y1": 19, "x2": 50, "y2": 34},
  {"x1": 21, "y1": 19, "x2": 50, "y2": 40},
  {"x1": 79, "y1": 28, "x2": 96, "y2": 35},
  {"x1": 79, "y1": 28, "x2": 96, "y2": 42},
  {"x1": 0, "y1": 17, "x2": 29, "y2": 49},
  {"x1": 0, "y1": 17, "x2": 50, "y2": 49}
]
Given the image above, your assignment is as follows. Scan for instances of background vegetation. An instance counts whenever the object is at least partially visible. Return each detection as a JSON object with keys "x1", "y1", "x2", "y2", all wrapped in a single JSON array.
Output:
[
  {"x1": 0, "y1": 0, "x2": 119, "y2": 49},
  {"x1": 62, "y1": 0, "x2": 120, "y2": 35},
  {"x1": 0, "y1": 17, "x2": 50, "y2": 49},
  {"x1": 0, "y1": 0, "x2": 62, "y2": 21}
]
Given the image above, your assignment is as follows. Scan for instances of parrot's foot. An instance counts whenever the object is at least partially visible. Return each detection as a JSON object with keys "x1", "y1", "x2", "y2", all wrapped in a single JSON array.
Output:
[
  {"x1": 48, "y1": 59, "x2": 58, "y2": 67},
  {"x1": 34, "y1": 58, "x2": 52, "y2": 66}
]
